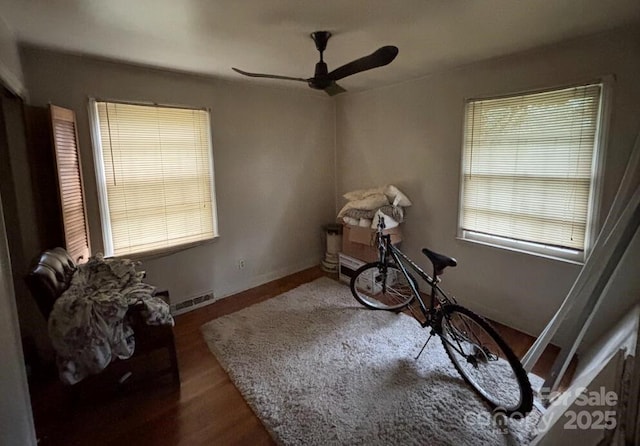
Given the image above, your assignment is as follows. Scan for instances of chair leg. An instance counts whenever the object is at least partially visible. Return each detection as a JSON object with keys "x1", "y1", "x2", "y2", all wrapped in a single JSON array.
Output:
[
  {"x1": 168, "y1": 338, "x2": 180, "y2": 386},
  {"x1": 68, "y1": 382, "x2": 80, "y2": 408}
]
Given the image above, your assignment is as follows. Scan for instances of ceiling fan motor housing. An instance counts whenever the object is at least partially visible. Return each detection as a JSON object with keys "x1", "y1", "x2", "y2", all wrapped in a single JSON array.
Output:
[{"x1": 311, "y1": 61, "x2": 330, "y2": 89}]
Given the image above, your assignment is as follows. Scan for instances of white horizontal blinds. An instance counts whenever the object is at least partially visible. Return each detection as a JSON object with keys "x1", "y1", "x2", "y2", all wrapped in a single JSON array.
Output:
[
  {"x1": 461, "y1": 84, "x2": 602, "y2": 251},
  {"x1": 96, "y1": 102, "x2": 215, "y2": 256},
  {"x1": 50, "y1": 105, "x2": 91, "y2": 263}
]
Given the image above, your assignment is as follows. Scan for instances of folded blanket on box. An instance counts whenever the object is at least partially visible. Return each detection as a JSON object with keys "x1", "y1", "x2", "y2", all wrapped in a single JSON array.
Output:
[
  {"x1": 338, "y1": 185, "x2": 411, "y2": 229},
  {"x1": 343, "y1": 204, "x2": 405, "y2": 223}
]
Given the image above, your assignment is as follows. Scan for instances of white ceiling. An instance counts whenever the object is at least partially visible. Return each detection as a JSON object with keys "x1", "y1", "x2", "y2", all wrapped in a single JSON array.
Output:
[{"x1": 1, "y1": 0, "x2": 639, "y2": 94}]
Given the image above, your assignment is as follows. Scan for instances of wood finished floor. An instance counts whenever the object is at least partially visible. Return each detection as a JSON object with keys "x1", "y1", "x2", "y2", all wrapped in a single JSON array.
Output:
[{"x1": 30, "y1": 266, "x2": 567, "y2": 446}]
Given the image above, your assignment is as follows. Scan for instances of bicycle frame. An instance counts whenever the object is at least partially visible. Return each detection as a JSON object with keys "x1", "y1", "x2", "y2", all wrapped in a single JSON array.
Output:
[
  {"x1": 378, "y1": 232, "x2": 456, "y2": 328},
  {"x1": 356, "y1": 221, "x2": 534, "y2": 416},
  {"x1": 377, "y1": 234, "x2": 484, "y2": 361}
]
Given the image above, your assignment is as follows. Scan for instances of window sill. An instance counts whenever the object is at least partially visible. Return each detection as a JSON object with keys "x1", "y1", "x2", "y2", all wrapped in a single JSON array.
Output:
[
  {"x1": 456, "y1": 235, "x2": 585, "y2": 266},
  {"x1": 106, "y1": 235, "x2": 219, "y2": 262}
]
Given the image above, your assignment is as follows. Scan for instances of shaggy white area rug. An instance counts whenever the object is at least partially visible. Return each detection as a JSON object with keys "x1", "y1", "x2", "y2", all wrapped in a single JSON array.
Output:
[{"x1": 201, "y1": 277, "x2": 541, "y2": 445}]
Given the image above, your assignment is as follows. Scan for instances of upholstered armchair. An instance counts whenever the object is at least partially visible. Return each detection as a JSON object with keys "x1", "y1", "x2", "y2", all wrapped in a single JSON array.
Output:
[{"x1": 26, "y1": 247, "x2": 180, "y2": 390}]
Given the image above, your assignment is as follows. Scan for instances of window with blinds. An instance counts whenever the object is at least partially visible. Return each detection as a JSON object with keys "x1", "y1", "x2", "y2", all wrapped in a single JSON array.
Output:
[
  {"x1": 459, "y1": 83, "x2": 604, "y2": 261},
  {"x1": 91, "y1": 100, "x2": 218, "y2": 257}
]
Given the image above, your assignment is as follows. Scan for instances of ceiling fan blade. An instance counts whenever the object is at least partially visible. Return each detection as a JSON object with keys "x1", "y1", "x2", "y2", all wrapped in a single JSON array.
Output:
[
  {"x1": 328, "y1": 46, "x2": 399, "y2": 81},
  {"x1": 232, "y1": 68, "x2": 308, "y2": 83},
  {"x1": 324, "y1": 82, "x2": 347, "y2": 96}
]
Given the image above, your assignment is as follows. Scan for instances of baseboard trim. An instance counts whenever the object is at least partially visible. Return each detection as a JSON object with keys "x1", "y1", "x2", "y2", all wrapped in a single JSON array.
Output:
[{"x1": 171, "y1": 259, "x2": 321, "y2": 316}]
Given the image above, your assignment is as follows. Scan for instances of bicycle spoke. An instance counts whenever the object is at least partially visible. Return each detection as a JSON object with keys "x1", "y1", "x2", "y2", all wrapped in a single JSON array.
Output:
[
  {"x1": 439, "y1": 305, "x2": 532, "y2": 415},
  {"x1": 350, "y1": 263, "x2": 415, "y2": 311}
]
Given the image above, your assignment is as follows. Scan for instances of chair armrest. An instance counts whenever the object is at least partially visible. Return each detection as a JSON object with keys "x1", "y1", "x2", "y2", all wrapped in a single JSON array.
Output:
[
  {"x1": 126, "y1": 290, "x2": 171, "y2": 327},
  {"x1": 153, "y1": 289, "x2": 170, "y2": 305}
]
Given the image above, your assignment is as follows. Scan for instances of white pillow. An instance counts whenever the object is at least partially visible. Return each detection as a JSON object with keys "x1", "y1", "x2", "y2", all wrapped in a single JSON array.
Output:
[
  {"x1": 384, "y1": 185, "x2": 412, "y2": 207},
  {"x1": 342, "y1": 216, "x2": 359, "y2": 226},
  {"x1": 343, "y1": 186, "x2": 385, "y2": 202},
  {"x1": 370, "y1": 209, "x2": 399, "y2": 229},
  {"x1": 337, "y1": 193, "x2": 390, "y2": 218}
]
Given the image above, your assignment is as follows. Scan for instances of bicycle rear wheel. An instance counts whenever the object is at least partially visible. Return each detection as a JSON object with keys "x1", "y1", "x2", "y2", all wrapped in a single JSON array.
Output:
[
  {"x1": 439, "y1": 304, "x2": 533, "y2": 416},
  {"x1": 350, "y1": 262, "x2": 416, "y2": 311}
]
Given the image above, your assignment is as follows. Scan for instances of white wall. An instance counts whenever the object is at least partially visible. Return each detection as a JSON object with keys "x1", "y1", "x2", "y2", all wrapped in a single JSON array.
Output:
[
  {"x1": 0, "y1": 193, "x2": 37, "y2": 446},
  {"x1": 20, "y1": 47, "x2": 336, "y2": 304},
  {"x1": 0, "y1": 16, "x2": 24, "y2": 97},
  {"x1": 335, "y1": 25, "x2": 640, "y2": 345},
  {"x1": 0, "y1": 17, "x2": 36, "y2": 444}
]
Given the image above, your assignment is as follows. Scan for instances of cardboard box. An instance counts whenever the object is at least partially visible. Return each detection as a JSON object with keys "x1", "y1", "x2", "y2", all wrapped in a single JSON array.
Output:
[{"x1": 341, "y1": 224, "x2": 402, "y2": 263}]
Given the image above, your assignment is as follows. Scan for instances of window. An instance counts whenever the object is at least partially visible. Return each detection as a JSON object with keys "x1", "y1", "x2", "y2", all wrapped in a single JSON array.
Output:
[
  {"x1": 459, "y1": 83, "x2": 605, "y2": 262},
  {"x1": 90, "y1": 100, "x2": 218, "y2": 257}
]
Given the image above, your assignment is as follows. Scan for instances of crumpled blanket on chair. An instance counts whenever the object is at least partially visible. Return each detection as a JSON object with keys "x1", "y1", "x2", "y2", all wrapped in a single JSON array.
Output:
[{"x1": 48, "y1": 254, "x2": 174, "y2": 385}]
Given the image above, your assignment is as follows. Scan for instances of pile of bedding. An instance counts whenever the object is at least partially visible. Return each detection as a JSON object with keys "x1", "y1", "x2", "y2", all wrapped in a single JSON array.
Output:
[
  {"x1": 338, "y1": 184, "x2": 412, "y2": 228},
  {"x1": 48, "y1": 254, "x2": 174, "y2": 385}
]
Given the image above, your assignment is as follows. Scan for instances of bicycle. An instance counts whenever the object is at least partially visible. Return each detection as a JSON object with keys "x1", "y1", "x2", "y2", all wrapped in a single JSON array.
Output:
[{"x1": 349, "y1": 218, "x2": 533, "y2": 416}]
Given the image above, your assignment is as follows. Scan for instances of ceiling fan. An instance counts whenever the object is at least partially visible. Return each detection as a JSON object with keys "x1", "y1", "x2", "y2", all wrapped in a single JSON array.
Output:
[{"x1": 232, "y1": 31, "x2": 398, "y2": 96}]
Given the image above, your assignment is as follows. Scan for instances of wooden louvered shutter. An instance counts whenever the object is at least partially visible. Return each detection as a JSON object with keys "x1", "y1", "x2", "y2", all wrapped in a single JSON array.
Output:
[{"x1": 50, "y1": 105, "x2": 90, "y2": 263}]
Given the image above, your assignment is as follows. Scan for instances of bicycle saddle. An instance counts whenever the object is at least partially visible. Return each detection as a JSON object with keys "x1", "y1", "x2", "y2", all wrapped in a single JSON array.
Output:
[{"x1": 421, "y1": 248, "x2": 457, "y2": 275}]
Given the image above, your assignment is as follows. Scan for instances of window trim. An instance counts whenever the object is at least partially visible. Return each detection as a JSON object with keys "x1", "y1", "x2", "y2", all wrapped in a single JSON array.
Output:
[
  {"x1": 457, "y1": 231, "x2": 585, "y2": 265},
  {"x1": 88, "y1": 98, "x2": 219, "y2": 259},
  {"x1": 456, "y1": 78, "x2": 612, "y2": 264}
]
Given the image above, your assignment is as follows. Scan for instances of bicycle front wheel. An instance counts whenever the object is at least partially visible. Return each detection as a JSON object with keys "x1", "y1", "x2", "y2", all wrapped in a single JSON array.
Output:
[
  {"x1": 350, "y1": 262, "x2": 416, "y2": 311},
  {"x1": 439, "y1": 304, "x2": 533, "y2": 416}
]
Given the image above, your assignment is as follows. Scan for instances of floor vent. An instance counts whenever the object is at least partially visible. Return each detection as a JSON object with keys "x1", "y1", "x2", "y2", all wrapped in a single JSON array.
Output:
[{"x1": 170, "y1": 292, "x2": 215, "y2": 314}]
